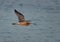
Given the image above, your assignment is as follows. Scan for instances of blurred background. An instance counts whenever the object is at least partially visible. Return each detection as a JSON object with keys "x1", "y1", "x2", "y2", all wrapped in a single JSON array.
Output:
[{"x1": 0, "y1": 0, "x2": 60, "y2": 42}]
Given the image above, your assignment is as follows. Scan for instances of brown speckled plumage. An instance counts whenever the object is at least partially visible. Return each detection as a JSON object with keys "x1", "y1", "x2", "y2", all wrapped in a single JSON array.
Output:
[{"x1": 13, "y1": 9, "x2": 31, "y2": 26}]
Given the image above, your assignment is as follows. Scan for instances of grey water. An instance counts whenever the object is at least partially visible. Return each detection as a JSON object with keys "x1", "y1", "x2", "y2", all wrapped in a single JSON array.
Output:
[{"x1": 0, "y1": 0, "x2": 60, "y2": 42}]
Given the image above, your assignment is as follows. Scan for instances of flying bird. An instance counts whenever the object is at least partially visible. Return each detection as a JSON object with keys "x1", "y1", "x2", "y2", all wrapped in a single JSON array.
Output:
[{"x1": 12, "y1": 9, "x2": 31, "y2": 26}]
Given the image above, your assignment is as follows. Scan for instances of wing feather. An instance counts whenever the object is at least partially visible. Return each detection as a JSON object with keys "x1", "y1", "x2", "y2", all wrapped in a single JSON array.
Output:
[{"x1": 14, "y1": 9, "x2": 25, "y2": 22}]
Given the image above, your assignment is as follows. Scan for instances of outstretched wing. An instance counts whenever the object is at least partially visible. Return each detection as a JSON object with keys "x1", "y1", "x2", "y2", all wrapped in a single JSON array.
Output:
[{"x1": 14, "y1": 9, "x2": 25, "y2": 22}]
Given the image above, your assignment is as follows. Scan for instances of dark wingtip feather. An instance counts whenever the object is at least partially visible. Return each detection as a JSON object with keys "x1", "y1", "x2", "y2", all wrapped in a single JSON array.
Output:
[
  {"x1": 14, "y1": 9, "x2": 19, "y2": 13},
  {"x1": 14, "y1": 9, "x2": 17, "y2": 12},
  {"x1": 14, "y1": 9, "x2": 24, "y2": 16}
]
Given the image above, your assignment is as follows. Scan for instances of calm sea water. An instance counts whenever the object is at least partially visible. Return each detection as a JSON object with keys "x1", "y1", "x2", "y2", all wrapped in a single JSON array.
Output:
[{"x1": 0, "y1": 0, "x2": 60, "y2": 42}]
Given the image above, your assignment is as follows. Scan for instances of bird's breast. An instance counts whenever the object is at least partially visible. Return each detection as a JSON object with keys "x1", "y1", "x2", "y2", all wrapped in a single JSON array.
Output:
[{"x1": 18, "y1": 22, "x2": 30, "y2": 26}]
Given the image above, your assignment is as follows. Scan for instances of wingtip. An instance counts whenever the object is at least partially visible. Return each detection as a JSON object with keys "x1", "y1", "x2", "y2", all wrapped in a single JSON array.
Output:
[
  {"x1": 14, "y1": 9, "x2": 19, "y2": 14},
  {"x1": 14, "y1": 9, "x2": 17, "y2": 12},
  {"x1": 14, "y1": 9, "x2": 24, "y2": 16}
]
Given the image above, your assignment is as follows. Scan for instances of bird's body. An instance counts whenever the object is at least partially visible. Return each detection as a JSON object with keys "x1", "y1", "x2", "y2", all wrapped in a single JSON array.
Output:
[
  {"x1": 12, "y1": 9, "x2": 31, "y2": 26},
  {"x1": 17, "y1": 21, "x2": 30, "y2": 26}
]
